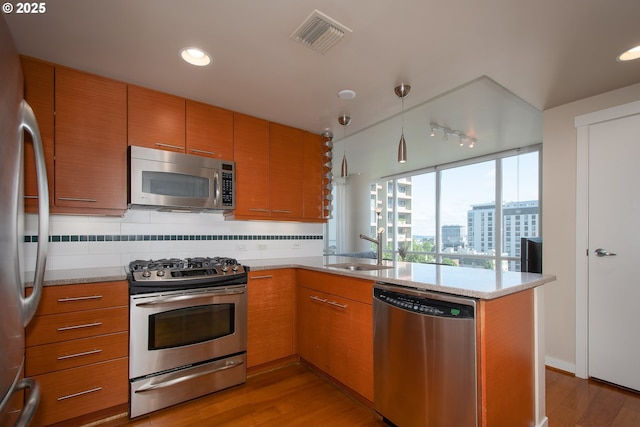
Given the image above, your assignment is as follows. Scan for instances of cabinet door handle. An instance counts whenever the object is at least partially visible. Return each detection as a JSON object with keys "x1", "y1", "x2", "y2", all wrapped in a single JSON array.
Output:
[
  {"x1": 24, "y1": 195, "x2": 38, "y2": 199},
  {"x1": 250, "y1": 275, "x2": 274, "y2": 280},
  {"x1": 155, "y1": 142, "x2": 185, "y2": 151},
  {"x1": 57, "y1": 349, "x2": 102, "y2": 360},
  {"x1": 57, "y1": 387, "x2": 102, "y2": 401},
  {"x1": 328, "y1": 301, "x2": 348, "y2": 309},
  {"x1": 249, "y1": 208, "x2": 270, "y2": 213},
  {"x1": 57, "y1": 322, "x2": 102, "y2": 332},
  {"x1": 272, "y1": 210, "x2": 292, "y2": 214},
  {"x1": 309, "y1": 295, "x2": 327, "y2": 303},
  {"x1": 58, "y1": 197, "x2": 97, "y2": 203},
  {"x1": 57, "y1": 295, "x2": 102, "y2": 303},
  {"x1": 189, "y1": 148, "x2": 216, "y2": 156}
]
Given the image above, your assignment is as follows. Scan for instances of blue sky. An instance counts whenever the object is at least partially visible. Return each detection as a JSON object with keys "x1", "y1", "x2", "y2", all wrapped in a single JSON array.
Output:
[{"x1": 409, "y1": 151, "x2": 539, "y2": 236}]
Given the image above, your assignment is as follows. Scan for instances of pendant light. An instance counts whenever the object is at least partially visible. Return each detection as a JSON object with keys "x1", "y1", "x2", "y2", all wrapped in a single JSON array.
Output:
[
  {"x1": 338, "y1": 114, "x2": 351, "y2": 177},
  {"x1": 394, "y1": 83, "x2": 411, "y2": 163}
]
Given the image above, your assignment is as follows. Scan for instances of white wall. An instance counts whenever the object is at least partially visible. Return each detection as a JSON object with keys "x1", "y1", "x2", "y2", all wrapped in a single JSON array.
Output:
[
  {"x1": 24, "y1": 210, "x2": 323, "y2": 272},
  {"x1": 542, "y1": 82, "x2": 640, "y2": 372}
]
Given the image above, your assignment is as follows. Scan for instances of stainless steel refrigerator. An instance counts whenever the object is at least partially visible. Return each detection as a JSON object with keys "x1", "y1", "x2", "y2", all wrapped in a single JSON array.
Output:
[{"x1": 0, "y1": 15, "x2": 50, "y2": 426}]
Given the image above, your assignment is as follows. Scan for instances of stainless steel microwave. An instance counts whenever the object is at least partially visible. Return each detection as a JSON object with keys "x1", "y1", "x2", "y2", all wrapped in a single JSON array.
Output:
[{"x1": 128, "y1": 146, "x2": 235, "y2": 211}]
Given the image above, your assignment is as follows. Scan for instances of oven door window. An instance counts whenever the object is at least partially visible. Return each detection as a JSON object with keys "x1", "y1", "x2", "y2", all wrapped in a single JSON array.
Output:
[
  {"x1": 148, "y1": 304, "x2": 235, "y2": 350},
  {"x1": 142, "y1": 171, "x2": 210, "y2": 198}
]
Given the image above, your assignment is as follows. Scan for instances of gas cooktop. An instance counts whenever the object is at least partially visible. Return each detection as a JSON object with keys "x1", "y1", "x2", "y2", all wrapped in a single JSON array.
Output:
[{"x1": 128, "y1": 257, "x2": 248, "y2": 294}]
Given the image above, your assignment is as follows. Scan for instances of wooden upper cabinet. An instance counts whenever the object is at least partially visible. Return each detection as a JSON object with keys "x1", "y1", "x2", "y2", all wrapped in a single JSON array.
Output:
[
  {"x1": 186, "y1": 100, "x2": 234, "y2": 160},
  {"x1": 302, "y1": 131, "x2": 323, "y2": 220},
  {"x1": 127, "y1": 85, "x2": 185, "y2": 152},
  {"x1": 54, "y1": 67, "x2": 127, "y2": 213},
  {"x1": 232, "y1": 113, "x2": 270, "y2": 218},
  {"x1": 269, "y1": 123, "x2": 303, "y2": 219},
  {"x1": 21, "y1": 57, "x2": 54, "y2": 213}
]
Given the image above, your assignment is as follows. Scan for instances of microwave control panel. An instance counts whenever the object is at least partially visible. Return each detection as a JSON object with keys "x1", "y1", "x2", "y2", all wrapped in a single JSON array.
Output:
[{"x1": 220, "y1": 162, "x2": 235, "y2": 208}]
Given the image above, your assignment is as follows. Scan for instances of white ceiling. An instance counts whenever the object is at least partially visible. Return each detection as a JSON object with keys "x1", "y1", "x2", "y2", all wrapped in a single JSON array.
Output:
[{"x1": 5, "y1": 0, "x2": 640, "y2": 173}]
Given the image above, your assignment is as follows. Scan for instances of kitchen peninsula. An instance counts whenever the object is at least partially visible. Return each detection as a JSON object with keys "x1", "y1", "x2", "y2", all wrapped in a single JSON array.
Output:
[{"x1": 27, "y1": 257, "x2": 554, "y2": 427}]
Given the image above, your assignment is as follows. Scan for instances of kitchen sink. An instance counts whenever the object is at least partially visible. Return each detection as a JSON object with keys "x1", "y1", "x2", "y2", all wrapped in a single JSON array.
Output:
[{"x1": 325, "y1": 262, "x2": 393, "y2": 271}]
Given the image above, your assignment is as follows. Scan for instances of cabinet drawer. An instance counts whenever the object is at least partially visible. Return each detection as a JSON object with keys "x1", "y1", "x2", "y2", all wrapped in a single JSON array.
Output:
[
  {"x1": 26, "y1": 332, "x2": 128, "y2": 376},
  {"x1": 31, "y1": 281, "x2": 128, "y2": 315},
  {"x1": 30, "y1": 358, "x2": 128, "y2": 427},
  {"x1": 297, "y1": 270, "x2": 373, "y2": 304},
  {"x1": 26, "y1": 306, "x2": 128, "y2": 346}
]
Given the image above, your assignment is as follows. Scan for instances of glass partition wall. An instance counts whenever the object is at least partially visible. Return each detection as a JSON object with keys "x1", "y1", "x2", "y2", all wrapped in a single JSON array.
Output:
[{"x1": 329, "y1": 145, "x2": 541, "y2": 272}]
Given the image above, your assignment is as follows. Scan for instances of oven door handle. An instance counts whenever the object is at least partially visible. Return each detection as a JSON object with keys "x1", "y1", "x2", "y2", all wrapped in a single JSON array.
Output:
[
  {"x1": 134, "y1": 360, "x2": 245, "y2": 393},
  {"x1": 134, "y1": 289, "x2": 245, "y2": 306}
]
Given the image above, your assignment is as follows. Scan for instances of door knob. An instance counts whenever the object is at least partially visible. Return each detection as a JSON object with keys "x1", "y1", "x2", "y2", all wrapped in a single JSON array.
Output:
[{"x1": 594, "y1": 248, "x2": 617, "y2": 257}]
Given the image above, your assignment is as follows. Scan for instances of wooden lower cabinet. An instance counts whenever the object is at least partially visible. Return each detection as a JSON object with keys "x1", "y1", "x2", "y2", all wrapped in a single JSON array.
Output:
[
  {"x1": 477, "y1": 289, "x2": 535, "y2": 427},
  {"x1": 247, "y1": 269, "x2": 296, "y2": 368},
  {"x1": 296, "y1": 270, "x2": 374, "y2": 402},
  {"x1": 30, "y1": 358, "x2": 128, "y2": 427},
  {"x1": 25, "y1": 281, "x2": 128, "y2": 426}
]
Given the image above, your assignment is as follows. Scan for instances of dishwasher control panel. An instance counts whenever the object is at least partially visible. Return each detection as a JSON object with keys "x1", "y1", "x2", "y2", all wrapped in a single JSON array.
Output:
[{"x1": 374, "y1": 288, "x2": 474, "y2": 318}]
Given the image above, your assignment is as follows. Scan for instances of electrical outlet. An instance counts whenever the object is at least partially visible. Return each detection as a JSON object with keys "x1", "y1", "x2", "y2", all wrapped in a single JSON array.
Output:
[
  {"x1": 236, "y1": 244, "x2": 247, "y2": 251},
  {"x1": 292, "y1": 242, "x2": 301, "y2": 249},
  {"x1": 258, "y1": 243, "x2": 268, "y2": 250}
]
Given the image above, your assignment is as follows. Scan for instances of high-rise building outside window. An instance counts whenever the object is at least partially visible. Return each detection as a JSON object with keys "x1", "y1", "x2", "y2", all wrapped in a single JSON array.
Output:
[{"x1": 361, "y1": 145, "x2": 540, "y2": 271}]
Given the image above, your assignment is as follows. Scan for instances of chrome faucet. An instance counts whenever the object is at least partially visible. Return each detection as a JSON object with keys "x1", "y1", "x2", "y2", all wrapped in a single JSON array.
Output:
[
  {"x1": 359, "y1": 227, "x2": 385, "y2": 265},
  {"x1": 359, "y1": 208, "x2": 385, "y2": 265}
]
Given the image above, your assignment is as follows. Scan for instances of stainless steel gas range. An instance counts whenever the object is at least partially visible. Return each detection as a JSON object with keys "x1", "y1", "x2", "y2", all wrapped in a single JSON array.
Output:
[{"x1": 127, "y1": 257, "x2": 248, "y2": 418}]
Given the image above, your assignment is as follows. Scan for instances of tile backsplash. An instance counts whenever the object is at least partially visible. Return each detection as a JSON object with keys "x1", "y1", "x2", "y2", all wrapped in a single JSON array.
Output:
[{"x1": 23, "y1": 209, "x2": 324, "y2": 271}]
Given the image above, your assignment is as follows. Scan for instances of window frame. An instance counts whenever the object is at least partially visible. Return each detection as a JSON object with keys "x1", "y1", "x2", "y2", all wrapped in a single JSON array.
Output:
[{"x1": 370, "y1": 144, "x2": 542, "y2": 270}]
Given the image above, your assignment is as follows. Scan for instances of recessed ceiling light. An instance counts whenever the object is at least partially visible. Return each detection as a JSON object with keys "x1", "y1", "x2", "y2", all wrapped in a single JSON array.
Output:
[
  {"x1": 180, "y1": 47, "x2": 211, "y2": 66},
  {"x1": 617, "y1": 45, "x2": 640, "y2": 62},
  {"x1": 338, "y1": 89, "x2": 356, "y2": 100}
]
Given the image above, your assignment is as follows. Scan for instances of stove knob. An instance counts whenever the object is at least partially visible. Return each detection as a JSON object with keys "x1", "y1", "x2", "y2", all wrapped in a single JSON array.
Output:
[
  {"x1": 142, "y1": 270, "x2": 151, "y2": 278},
  {"x1": 232, "y1": 265, "x2": 239, "y2": 272},
  {"x1": 157, "y1": 270, "x2": 165, "y2": 277},
  {"x1": 221, "y1": 265, "x2": 229, "y2": 273}
]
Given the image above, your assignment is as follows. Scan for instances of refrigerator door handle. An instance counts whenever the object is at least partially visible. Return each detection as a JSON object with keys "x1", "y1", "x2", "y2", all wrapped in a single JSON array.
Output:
[
  {"x1": 19, "y1": 100, "x2": 49, "y2": 326},
  {"x1": 14, "y1": 378, "x2": 40, "y2": 427}
]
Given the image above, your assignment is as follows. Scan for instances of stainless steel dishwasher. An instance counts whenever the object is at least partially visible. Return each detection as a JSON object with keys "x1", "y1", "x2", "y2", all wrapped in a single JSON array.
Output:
[{"x1": 373, "y1": 283, "x2": 477, "y2": 427}]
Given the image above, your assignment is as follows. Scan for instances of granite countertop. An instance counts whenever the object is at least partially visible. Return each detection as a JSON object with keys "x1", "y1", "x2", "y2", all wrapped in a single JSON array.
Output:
[
  {"x1": 27, "y1": 256, "x2": 555, "y2": 300},
  {"x1": 241, "y1": 256, "x2": 556, "y2": 300},
  {"x1": 24, "y1": 266, "x2": 128, "y2": 287}
]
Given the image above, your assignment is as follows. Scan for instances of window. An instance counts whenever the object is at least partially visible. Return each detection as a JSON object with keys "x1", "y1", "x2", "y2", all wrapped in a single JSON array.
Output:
[{"x1": 363, "y1": 145, "x2": 541, "y2": 271}]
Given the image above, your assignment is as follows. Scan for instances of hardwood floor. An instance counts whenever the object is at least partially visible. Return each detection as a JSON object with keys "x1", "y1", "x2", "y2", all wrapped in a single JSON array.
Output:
[
  {"x1": 96, "y1": 364, "x2": 640, "y2": 427},
  {"x1": 546, "y1": 368, "x2": 640, "y2": 427},
  {"x1": 99, "y1": 363, "x2": 385, "y2": 427}
]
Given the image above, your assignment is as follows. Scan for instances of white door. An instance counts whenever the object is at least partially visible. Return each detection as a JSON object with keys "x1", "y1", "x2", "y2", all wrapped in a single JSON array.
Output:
[{"x1": 588, "y1": 112, "x2": 640, "y2": 391}]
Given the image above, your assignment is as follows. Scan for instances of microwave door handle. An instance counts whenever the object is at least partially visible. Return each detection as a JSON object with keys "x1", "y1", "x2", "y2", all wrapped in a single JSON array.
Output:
[{"x1": 213, "y1": 170, "x2": 220, "y2": 207}]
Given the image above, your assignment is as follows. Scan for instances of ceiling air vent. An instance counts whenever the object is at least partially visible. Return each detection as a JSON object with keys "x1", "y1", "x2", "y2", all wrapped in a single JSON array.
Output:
[{"x1": 289, "y1": 10, "x2": 352, "y2": 54}]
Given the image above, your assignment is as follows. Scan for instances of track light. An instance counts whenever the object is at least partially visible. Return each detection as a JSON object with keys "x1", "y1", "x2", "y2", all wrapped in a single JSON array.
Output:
[{"x1": 429, "y1": 122, "x2": 477, "y2": 149}]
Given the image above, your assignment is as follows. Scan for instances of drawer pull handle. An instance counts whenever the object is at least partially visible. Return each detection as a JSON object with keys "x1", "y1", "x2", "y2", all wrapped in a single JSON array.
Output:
[
  {"x1": 57, "y1": 387, "x2": 102, "y2": 401},
  {"x1": 272, "y1": 210, "x2": 292, "y2": 214},
  {"x1": 309, "y1": 295, "x2": 327, "y2": 303},
  {"x1": 135, "y1": 360, "x2": 244, "y2": 393},
  {"x1": 250, "y1": 275, "x2": 273, "y2": 280},
  {"x1": 189, "y1": 148, "x2": 216, "y2": 156},
  {"x1": 57, "y1": 349, "x2": 102, "y2": 360},
  {"x1": 155, "y1": 142, "x2": 185, "y2": 151},
  {"x1": 57, "y1": 295, "x2": 102, "y2": 303},
  {"x1": 248, "y1": 208, "x2": 270, "y2": 213},
  {"x1": 58, "y1": 197, "x2": 98, "y2": 203},
  {"x1": 57, "y1": 322, "x2": 102, "y2": 332},
  {"x1": 328, "y1": 301, "x2": 348, "y2": 309}
]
